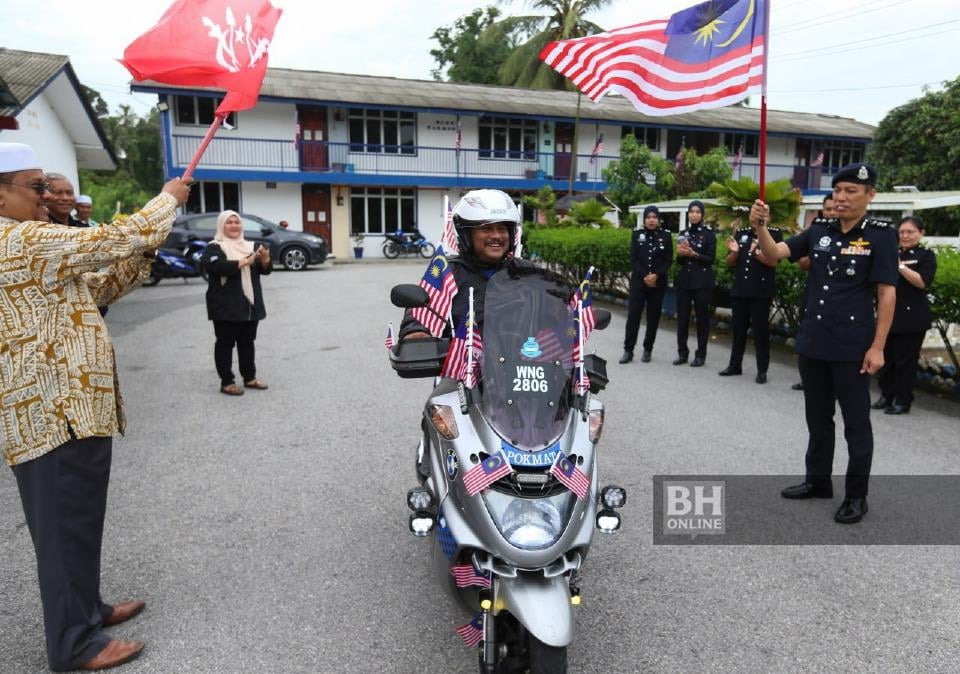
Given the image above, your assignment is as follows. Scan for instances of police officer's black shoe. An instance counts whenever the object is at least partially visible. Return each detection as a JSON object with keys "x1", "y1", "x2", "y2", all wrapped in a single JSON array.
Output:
[
  {"x1": 689, "y1": 357, "x2": 705, "y2": 367},
  {"x1": 791, "y1": 382, "x2": 804, "y2": 391},
  {"x1": 834, "y1": 497, "x2": 868, "y2": 524},
  {"x1": 781, "y1": 482, "x2": 833, "y2": 499},
  {"x1": 755, "y1": 372, "x2": 767, "y2": 384},
  {"x1": 884, "y1": 404, "x2": 910, "y2": 415},
  {"x1": 641, "y1": 351, "x2": 652, "y2": 363},
  {"x1": 871, "y1": 395, "x2": 893, "y2": 410},
  {"x1": 718, "y1": 366, "x2": 742, "y2": 376},
  {"x1": 619, "y1": 351, "x2": 633, "y2": 364},
  {"x1": 672, "y1": 355, "x2": 688, "y2": 366}
]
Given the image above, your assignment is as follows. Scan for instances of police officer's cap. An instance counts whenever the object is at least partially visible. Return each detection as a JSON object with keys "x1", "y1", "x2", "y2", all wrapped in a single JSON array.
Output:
[{"x1": 831, "y1": 163, "x2": 878, "y2": 188}]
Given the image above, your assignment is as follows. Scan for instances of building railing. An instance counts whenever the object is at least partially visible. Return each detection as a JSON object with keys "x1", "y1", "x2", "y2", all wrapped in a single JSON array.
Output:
[{"x1": 170, "y1": 134, "x2": 831, "y2": 189}]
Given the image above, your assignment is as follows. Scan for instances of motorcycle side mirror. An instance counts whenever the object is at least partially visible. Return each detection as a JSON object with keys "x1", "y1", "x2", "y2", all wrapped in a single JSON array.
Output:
[
  {"x1": 593, "y1": 309, "x2": 612, "y2": 330},
  {"x1": 391, "y1": 284, "x2": 429, "y2": 308}
]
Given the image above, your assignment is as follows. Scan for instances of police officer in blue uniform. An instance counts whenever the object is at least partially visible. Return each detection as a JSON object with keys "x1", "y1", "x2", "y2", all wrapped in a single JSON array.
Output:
[
  {"x1": 674, "y1": 200, "x2": 716, "y2": 367},
  {"x1": 873, "y1": 215, "x2": 938, "y2": 414},
  {"x1": 719, "y1": 225, "x2": 782, "y2": 383},
  {"x1": 620, "y1": 205, "x2": 674, "y2": 364},
  {"x1": 750, "y1": 163, "x2": 898, "y2": 524}
]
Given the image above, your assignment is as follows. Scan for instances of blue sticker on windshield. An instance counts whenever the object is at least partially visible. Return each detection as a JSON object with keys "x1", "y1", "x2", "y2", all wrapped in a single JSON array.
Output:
[
  {"x1": 520, "y1": 337, "x2": 542, "y2": 358},
  {"x1": 501, "y1": 440, "x2": 561, "y2": 468}
]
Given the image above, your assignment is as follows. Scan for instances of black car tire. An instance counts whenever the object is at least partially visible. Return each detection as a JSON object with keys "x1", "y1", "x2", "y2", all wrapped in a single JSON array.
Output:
[
  {"x1": 383, "y1": 241, "x2": 401, "y2": 259},
  {"x1": 282, "y1": 245, "x2": 308, "y2": 271}
]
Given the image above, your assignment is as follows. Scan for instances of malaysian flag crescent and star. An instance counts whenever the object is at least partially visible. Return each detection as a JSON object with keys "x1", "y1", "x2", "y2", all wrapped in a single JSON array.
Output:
[
  {"x1": 549, "y1": 450, "x2": 590, "y2": 500},
  {"x1": 540, "y1": 0, "x2": 767, "y2": 116},
  {"x1": 411, "y1": 248, "x2": 458, "y2": 337},
  {"x1": 462, "y1": 451, "x2": 513, "y2": 497}
]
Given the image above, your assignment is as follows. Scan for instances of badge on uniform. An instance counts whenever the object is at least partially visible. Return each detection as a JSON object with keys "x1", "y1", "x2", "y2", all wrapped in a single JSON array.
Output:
[
  {"x1": 740, "y1": 235, "x2": 749, "y2": 244},
  {"x1": 638, "y1": 233, "x2": 646, "y2": 242},
  {"x1": 814, "y1": 235, "x2": 832, "y2": 252}
]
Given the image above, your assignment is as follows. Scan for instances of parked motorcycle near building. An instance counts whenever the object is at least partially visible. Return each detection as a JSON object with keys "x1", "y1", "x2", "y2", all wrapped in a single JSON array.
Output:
[
  {"x1": 388, "y1": 266, "x2": 624, "y2": 673},
  {"x1": 143, "y1": 238, "x2": 208, "y2": 286},
  {"x1": 382, "y1": 228, "x2": 436, "y2": 259}
]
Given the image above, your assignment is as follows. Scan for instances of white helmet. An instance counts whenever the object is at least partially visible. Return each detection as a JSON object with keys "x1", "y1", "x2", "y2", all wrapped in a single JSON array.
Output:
[{"x1": 452, "y1": 189, "x2": 521, "y2": 256}]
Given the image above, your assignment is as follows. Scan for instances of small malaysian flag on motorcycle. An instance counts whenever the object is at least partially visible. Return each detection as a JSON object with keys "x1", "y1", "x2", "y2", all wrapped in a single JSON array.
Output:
[
  {"x1": 439, "y1": 196, "x2": 459, "y2": 254},
  {"x1": 550, "y1": 450, "x2": 590, "y2": 500},
  {"x1": 410, "y1": 247, "x2": 458, "y2": 337},
  {"x1": 384, "y1": 322, "x2": 395, "y2": 350},
  {"x1": 456, "y1": 614, "x2": 484, "y2": 648},
  {"x1": 463, "y1": 451, "x2": 512, "y2": 497},
  {"x1": 450, "y1": 563, "x2": 491, "y2": 589},
  {"x1": 574, "y1": 363, "x2": 591, "y2": 396}
]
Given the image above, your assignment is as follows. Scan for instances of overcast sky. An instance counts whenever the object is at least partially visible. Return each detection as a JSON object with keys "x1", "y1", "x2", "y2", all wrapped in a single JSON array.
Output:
[{"x1": 5, "y1": 0, "x2": 958, "y2": 126}]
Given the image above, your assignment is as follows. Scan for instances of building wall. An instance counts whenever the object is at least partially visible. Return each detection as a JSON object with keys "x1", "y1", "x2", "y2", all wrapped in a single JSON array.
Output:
[
  {"x1": 241, "y1": 181, "x2": 301, "y2": 228},
  {"x1": 8, "y1": 92, "x2": 79, "y2": 188}
]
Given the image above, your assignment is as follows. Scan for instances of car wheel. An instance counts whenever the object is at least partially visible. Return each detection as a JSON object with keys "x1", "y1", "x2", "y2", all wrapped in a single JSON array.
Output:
[{"x1": 282, "y1": 246, "x2": 308, "y2": 271}]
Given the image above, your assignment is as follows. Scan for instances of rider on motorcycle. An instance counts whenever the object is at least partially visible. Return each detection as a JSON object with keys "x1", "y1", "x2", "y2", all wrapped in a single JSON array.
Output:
[{"x1": 400, "y1": 189, "x2": 523, "y2": 341}]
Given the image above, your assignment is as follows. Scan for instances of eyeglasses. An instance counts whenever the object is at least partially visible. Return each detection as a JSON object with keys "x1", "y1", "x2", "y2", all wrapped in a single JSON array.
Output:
[{"x1": 0, "y1": 180, "x2": 51, "y2": 196}]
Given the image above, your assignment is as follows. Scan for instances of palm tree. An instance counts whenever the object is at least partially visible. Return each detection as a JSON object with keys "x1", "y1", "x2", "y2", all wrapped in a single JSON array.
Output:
[{"x1": 493, "y1": 1, "x2": 612, "y2": 193}]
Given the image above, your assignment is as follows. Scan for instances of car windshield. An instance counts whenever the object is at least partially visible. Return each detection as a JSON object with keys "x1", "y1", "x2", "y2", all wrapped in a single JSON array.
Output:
[{"x1": 479, "y1": 266, "x2": 576, "y2": 450}]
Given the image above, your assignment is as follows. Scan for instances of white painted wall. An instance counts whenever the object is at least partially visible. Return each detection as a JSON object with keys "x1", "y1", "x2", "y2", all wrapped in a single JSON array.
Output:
[
  {"x1": 240, "y1": 181, "x2": 302, "y2": 229},
  {"x1": 5, "y1": 92, "x2": 79, "y2": 188}
]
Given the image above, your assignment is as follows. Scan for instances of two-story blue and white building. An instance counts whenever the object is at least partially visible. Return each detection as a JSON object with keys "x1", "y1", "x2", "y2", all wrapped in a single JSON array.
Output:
[{"x1": 134, "y1": 69, "x2": 874, "y2": 258}]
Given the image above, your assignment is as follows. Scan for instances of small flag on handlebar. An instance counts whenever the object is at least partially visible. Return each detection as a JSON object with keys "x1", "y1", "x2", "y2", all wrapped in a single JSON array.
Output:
[
  {"x1": 570, "y1": 267, "x2": 596, "y2": 361},
  {"x1": 456, "y1": 614, "x2": 484, "y2": 648},
  {"x1": 574, "y1": 363, "x2": 591, "y2": 396},
  {"x1": 410, "y1": 247, "x2": 458, "y2": 337},
  {"x1": 451, "y1": 563, "x2": 491, "y2": 589},
  {"x1": 384, "y1": 322, "x2": 395, "y2": 350},
  {"x1": 550, "y1": 450, "x2": 590, "y2": 500},
  {"x1": 463, "y1": 451, "x2": 513, "y2": 497}
]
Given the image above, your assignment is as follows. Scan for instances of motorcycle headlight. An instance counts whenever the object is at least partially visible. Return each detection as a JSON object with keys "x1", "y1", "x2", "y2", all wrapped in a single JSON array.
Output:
[{"x1": 483, "y1": 490, "x2": 575, "y2": 550}]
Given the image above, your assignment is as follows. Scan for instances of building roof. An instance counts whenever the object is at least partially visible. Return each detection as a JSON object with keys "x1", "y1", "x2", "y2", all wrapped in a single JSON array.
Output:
[
  {"x1": 0, "y1": 48, "x2": 116, "y2": 170},
  {"x1": 134, "y1": 68, "x2": 876, "y2": 141}
]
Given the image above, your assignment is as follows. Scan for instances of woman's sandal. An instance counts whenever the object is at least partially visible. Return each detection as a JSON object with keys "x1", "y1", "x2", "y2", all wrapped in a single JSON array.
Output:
[
  {"x1": 244, "y1": 379, "x2": 269, "y2": 390},
  {"x1": 220, "y1": 383, "x2": 244, "y2": 396}
]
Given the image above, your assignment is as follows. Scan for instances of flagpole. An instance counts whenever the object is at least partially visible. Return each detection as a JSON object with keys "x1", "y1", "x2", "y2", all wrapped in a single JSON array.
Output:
[
  {"x1": 466, "y1": 287, "x2": 475, "y2": 388},
  {"x1": 758, "y1": 0, "x2": 772, "y2": 201},
  {"x1": 183, "y1": 113, "x2": 226, "y2": 180}
]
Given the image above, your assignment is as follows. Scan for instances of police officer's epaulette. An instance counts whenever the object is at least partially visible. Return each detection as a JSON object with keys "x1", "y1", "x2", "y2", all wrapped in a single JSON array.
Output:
[
  {"x1": 863, "y1": 217, "x2": 892, "y2": 229},
  {"x1": 810, "y1": 216, "x2": 833, "y2": 227}
]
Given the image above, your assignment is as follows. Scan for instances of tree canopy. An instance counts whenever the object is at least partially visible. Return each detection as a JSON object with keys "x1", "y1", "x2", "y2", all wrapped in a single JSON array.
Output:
[{"x1": 430, "y1": 6, "x2": 526, "y2": 84}]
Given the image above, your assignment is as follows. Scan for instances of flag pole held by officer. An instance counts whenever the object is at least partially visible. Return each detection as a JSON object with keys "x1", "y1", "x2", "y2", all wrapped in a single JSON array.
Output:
[{"x1": 749, "y1": 163, "x2": 898, "y2": 524}]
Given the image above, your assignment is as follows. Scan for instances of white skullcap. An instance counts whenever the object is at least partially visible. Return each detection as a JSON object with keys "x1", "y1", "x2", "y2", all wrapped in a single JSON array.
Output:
[
  {"x1": 76, "y1": 194, "x2": 93, "y2": 205},
  {"x1": 0, "y1": 143, "x2": 41, "y2": 173}
]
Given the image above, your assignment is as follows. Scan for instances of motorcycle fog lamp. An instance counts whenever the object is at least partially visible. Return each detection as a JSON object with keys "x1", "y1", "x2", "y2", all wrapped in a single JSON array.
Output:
[
  {"x1": 429, "y1": 404, "x2": 459, "y2": 440},
  {"x1": 596, "y1": 509, "x2": 621, "y2": 533},
  {"x1": 409, "y1": 511, "x2": 435, "y2": 537},
  {"x1": 588, "y1": 409, "x2": 604, "y2": 444},
  {"x1": 407, "y1": 487, "x2": 434, "y2": 511},
  {"x1": 601, "y1": 485, "x2": 626, "y2": 509}
]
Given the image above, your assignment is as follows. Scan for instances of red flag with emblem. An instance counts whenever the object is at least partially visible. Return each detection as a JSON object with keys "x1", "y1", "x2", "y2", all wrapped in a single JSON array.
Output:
[{"x1": 120, "y1": 0, "x2": 282, "y2": 115}]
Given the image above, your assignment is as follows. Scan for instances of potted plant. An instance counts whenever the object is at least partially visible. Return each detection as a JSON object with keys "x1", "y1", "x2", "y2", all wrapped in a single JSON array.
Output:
[{"x1": 353, "y1": 233, "x2": 364, "y2": 259}]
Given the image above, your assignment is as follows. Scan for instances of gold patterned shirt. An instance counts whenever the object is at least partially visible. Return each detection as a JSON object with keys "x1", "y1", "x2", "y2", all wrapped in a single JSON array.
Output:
[{"x1": 0, "y1": 192, "x2": 177, "y2": 466}]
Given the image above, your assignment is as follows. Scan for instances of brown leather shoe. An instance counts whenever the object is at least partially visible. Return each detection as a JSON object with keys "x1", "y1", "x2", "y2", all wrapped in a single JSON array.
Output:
[
  {"x1": 220, "y1": 383, "x2": 244, "y2": 396},
  {"x1": 103, "y1": 600, "x2": 146, "y2": 627},
  {"x1": 244, "y1": 378, "x2": 269, "y2": 390},
  {"x1": 80, "y1": 639, "x2": 144, "y2": 670}
]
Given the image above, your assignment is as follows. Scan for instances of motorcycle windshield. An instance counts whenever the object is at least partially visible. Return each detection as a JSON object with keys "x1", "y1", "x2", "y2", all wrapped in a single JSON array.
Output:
[{"x1": 480, "y1": 267, "x2": 575, "y2": 449}]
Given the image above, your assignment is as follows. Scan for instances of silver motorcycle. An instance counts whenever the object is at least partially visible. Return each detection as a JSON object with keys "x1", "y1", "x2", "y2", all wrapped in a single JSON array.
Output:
[{"x1": 389, "y1": 265, "x2": 626, "y2": 673}]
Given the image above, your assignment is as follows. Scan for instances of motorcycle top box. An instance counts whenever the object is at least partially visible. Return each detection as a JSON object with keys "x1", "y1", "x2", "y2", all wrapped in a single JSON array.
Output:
[{"x1": 391, "y1": 265, "x2": 623, "y2": 674}]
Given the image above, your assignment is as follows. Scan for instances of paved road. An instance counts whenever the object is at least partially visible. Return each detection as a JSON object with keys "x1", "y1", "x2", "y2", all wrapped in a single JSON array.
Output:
[{"x1": 1, "y1": 261, "x2": 958, "y2": 673}]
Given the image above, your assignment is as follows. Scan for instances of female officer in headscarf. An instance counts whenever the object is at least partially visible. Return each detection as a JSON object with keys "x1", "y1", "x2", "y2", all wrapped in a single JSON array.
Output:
[{"x1": 673, "y1": 200, "x2": 716, "y2": 367}]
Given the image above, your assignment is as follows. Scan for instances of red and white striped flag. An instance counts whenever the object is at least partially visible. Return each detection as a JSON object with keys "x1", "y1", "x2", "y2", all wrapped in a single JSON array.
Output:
[
  {"x1": 384, "y1": 322, "x2": 395, "y2": 350},
  {"x1": 462, "y1": 451, "x2": 512, "y2": 497},
  {"x1": 410, "y1": 249, "x2": 457, "y2": 337},
  {"x1": 456, "y1": 614, "x2": 484, "y2": 648},
  {"x1": 539, "y1": 0, "x2": 767, "y2": 116},
  {"x1": 439, "y1": 196, "x2": 459, "y2": 254},
  {"x1": 549, "y1": 450, "x2": 590, "y2": 500},
  {"x1": 451, "y1": 564, "x2": 491, "y2": 589}
]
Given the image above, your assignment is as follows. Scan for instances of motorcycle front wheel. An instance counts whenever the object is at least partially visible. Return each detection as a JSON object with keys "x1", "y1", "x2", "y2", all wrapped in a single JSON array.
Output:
[
  {"x1": 419, "y1": 242, "x2": 436, "y2": 258},
  {"x1": 383, "y1": 241, "x2": 401, "y2": 259},
  {"x1": 527, "y1": 635, "x2": 567, "y2": 674}
]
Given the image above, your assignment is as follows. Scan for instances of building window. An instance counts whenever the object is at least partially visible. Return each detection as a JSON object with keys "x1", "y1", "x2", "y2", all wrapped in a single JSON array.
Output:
[
  {"x1": 819, "y1": 141, "x2": 866, "y2": 172},
  {"x1": 184, "y1": 181, "x2": 241, "y2": 214},
  {"x1": 723, "y1": 133, "x2": 759, "y2": 157},
  {"x1": 350, "y1": 187, "x2": 416, "y2": 235},
  {"x1": 666, "y1": 129, "x2": 721, "y2": 159},
  {"x1": 621, "y1": 126, "x2": 661, "y2": 151},
  {"x1": 175, "y1": 96, "x2": 236, "y2": 127},
  {"x1": 479, "y1": 117, "x2": 537, "y2": 159},
  {"x1": 348, "y1": 109, "x2": 416, "y2": 154}
]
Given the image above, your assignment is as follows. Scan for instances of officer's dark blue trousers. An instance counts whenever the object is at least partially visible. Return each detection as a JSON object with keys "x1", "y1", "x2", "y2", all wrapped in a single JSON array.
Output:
[
  {"x1": 12, "y1": 436, "x2": 113, "y2": 670},
  {"x1": 797, "y1": 355, "x2": 873, "y2": 498},
  {"x1": 878, "y1": 331, "x2": 925, "y2": 407},
  {"x1": 729, "y1": 297, "x2": 772, "y2": 373},
  {"x1": 676, "y1": 287, "x2": 712, "y2": 359},
  {"x1": 623, "y1": 277, "x2": 665, "y2": 353}
]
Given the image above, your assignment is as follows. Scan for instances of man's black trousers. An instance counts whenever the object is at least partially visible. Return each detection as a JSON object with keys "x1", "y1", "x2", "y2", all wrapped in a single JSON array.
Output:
[
  {"x1": 12, "y1": 436, "x2": 114, "y2": 670},
  {"x1": 213, "y1": 319, "x2": 259, "y2": 386},
  {"x1": 675, "y1": 287, "x2": 712, "y2": 359},
  {"x1": 798, "y1": 355, "x2": 873, "y2": 498},
  {"x1": 728, "y1": 297, "x2": 772, "y2": 374},
  {"x1": 623, "y1": 278, "x2": 665, "y2": 354}
]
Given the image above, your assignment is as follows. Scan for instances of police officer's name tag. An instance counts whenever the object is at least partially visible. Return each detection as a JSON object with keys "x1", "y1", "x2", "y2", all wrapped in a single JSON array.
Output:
[{"x1": 841, "y1": 247, "x2": 871, "y2": 256}]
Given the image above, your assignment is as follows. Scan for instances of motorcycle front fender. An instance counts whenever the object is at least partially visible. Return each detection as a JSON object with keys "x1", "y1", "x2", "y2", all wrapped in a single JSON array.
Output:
[{"x1": 496, "y1": 574, "x2": 573, "y2": 648}]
